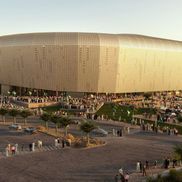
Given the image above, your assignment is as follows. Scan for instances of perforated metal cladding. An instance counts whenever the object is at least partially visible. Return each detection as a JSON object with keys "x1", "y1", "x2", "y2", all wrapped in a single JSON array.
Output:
[{"x1": 0, "y1": 32, "x2": 182, "y2": 93}]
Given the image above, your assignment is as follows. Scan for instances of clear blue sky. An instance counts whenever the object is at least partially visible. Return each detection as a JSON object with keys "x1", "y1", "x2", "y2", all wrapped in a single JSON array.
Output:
[{"x1": 0, "y1": 0, "x2": 182, "y2": 40}]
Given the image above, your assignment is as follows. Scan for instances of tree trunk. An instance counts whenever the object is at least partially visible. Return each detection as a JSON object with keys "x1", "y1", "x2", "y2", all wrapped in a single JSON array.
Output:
[
  {"x1": 24, "y1": 118, "x2": 27, "y2": 126},
  {"x1": 14, "y1": 117, "x2": 16, "y2": 124},
  {"x1": 87, "y1": 133, "x2": 90, "y2": 146},
  {"x1": 3, "y1": 115, "x2": 5, "y2": 124},
  {"x1": 55, "y1": 124, "x2": 58, "y2": 133},
  {"x1": 1, "y1": 115, "x2": 3, "y2": 123},
  {"x1": 46, "y1": 121, "x2": 49, "y2": 130},
  {"x1": 65, "y1": 126, "x2": 68, "y2": 136}
]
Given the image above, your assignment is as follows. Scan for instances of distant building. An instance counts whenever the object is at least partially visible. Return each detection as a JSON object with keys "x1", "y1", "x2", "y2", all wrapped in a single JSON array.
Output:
[{"x1": 0, "y1": 32, "x2": 182, "y2": 95}]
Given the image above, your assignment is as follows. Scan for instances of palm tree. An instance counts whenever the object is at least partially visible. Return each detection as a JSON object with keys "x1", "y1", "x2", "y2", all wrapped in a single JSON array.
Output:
[
  {"x1": 20, "y1": 110, "x2": 32, "y2": 126},
  {"x1": 40, "y1": 112, "x2": 51, "y2": 130},
  {"x1": 0, "y1": 108, "x2": 8, "y2": 124},
  {"x1": 60, "y1": 116, "x2": 72, "y2": 136},
  {"x1": 80, "y1": 121, "x2": 96, "y2": 145},
  {"x1": 8, "y1": 109, "x2": 19, "y2": 124},
  {"x1": 51, "y1": 115, "x2": 60, "y2": 133}
]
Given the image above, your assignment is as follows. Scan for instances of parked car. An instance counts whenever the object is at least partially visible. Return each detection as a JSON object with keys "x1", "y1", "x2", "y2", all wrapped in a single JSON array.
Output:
[
  {"x1": 91, "y1": 128, "x2": 108, "y2": 136},
  {"x1": 9, "y1": 124, "x2": 22, "y2": 130},
  {"x1": 24, "y1": 127, "x2": 37, "y2": 134}
]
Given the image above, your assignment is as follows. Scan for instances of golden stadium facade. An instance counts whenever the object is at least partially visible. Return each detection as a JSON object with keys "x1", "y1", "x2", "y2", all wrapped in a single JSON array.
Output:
[{"x1": 0, "y1": 32, "x2": 182, "y2": 94}]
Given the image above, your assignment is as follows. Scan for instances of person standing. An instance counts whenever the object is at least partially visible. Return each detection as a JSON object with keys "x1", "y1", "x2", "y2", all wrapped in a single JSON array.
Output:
[
  {"x1": 114, "y1": 174, "x2": 119, "y2": 182},
  {"x1": 146, "y1": 160, "x2": 149, "y2": 169},
  {"x1": 120, "y1": 174, "x2": 125, "y2": 182},
  {"x1": 21, "y1": 144, "x2": 24, "y2": 151},
  {"x1": 55, "y1": 138, "x2": 58, "y2": 147},
  {"x1": 57, "y1": 138, "x2": 60, "y2": 145},
  {"x1": 154, "y1": 160, "x2": 157, "y2": 168},
  {"x1": 136, "y1": 161, "x2": 140, "y2": 172},
  {"x1": 124, "y1": 173, "x2": 129, "y2": 182},
  {"x1": 142, "y1": 164, "x2": 147, "y2": 176},
  {"x1": 11, "y1": 146, "x2": 16, "y2": 155},
  {"x1": 62, "y1": 139, "x2": 65, "y2": 148},
  {"x1": 8, "y1": 144, "x2": 11, "y2": 153},
  {"x1": 29, "y1": 143, "x2": 32, "y2": 151},
  {"x1": 120, "y1": 129, "x2": 123, "y2": 137},
  {"x1": 32, "y1": 142, "x2": 35, "y2": 152},
  {"x1": 39, "y1": 140, "x2": 43, "y2": 148},
  {"x1": 15, "y1": 143, "x2": 18, "y2": 153},
  {"x1": 173, "y1": 159, "x2": 177, "y2": 168},
  {"x1": 5, "y1": 146, "x2": 9, "y2": 157},
  {"x1": 112, "y1": 128, "x2": 116, "y2": 136}
]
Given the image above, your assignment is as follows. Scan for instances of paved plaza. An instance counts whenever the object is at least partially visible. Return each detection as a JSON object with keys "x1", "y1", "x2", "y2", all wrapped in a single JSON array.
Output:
[{"x1": 0, "y1": 123, "x2": 181, "y2": 182}]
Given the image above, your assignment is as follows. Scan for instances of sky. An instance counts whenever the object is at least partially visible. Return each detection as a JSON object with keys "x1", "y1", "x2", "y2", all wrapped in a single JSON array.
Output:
[{"x1": 0, "y1": 0, "x2": 182, "y2": 40}]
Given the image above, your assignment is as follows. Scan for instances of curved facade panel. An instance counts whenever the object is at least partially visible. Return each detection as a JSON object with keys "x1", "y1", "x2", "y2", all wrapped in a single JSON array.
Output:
[{"x1": 0, "y1": 32, "x2": 182, "y2": 93}]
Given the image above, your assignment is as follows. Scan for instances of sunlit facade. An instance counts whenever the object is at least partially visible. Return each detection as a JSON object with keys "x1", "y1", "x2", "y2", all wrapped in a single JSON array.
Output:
[{"x1": 0, "y1": 32, "x2": 182, "y2": 94}]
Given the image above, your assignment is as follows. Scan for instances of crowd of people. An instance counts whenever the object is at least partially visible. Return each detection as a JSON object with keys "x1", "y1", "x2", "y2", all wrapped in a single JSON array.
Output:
[
  {"x1": 115, "y1": 157, "x2": 180, "y2": 182},
  {"x1": 3, "y1": 138, "x2": 71, "y2": 158},
  {"x1": 4, "y1": 140, "x2": 43, "y2": 157}
]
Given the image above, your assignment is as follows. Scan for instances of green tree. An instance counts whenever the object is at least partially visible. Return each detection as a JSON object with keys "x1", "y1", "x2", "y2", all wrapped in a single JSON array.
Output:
[
  {"x1": 80, "y1": 121, "x2": 96, "y2": 145},
  {"x1": 20, "y1": 110, "x2": 32, "y2": 126},
  {"x1": 60, "y1": 117, "x2": 72, "y2": 136},
  {"x1": 40, "y1": 112, "x2": 51, "y2": 130},
  {"x1": 174, "y1": 145, "x2": 182, "y2": 161},
  {"x1": 177, "y1": 115, "x2": 182, "y2": 122},
  {"x1": 51, "y1": 115, "x2": 60, "y2": 133},
  {"x1": 8, "y1": 109, "x2": 19, "y2": 123},
  {"x1": 0, "y1": 108, "x2": 8, "y2": 124}
]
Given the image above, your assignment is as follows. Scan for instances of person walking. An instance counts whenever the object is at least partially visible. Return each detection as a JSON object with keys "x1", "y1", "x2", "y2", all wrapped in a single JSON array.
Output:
[
  {"x1": 124, "y1": 172, "x2": 129, "y2": 182},
  {"x1": 118, "y1": 168, "x2": 125, "y2": 182},
  {"x1": 11, "y1": 146, "x2": 16, "y2": 155}
]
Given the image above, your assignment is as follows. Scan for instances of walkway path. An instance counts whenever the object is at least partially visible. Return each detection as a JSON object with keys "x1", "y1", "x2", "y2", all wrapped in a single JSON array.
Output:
[{"x1": 0, "y1": 145, "x2": 68, "y2": 159}]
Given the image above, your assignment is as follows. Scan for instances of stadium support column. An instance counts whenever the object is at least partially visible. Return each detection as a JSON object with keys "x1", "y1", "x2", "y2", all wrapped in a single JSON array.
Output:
[{"x1": 1, "y1": 85, "x2": 11, "y2": 95}]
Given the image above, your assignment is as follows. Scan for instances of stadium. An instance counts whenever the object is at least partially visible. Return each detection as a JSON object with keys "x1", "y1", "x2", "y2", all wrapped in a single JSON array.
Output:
[{"x1": 0, "y1": 32, "x2": 182, "y2": 95}]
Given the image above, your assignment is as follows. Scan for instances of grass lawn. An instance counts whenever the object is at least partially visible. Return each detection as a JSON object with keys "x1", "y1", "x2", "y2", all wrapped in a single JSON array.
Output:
[{"x1": 96, "y1": 103, "x2": 156, "y2": 122}]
